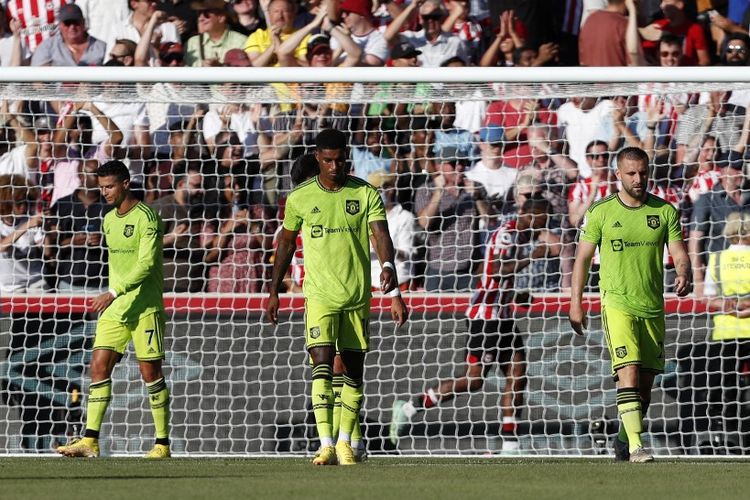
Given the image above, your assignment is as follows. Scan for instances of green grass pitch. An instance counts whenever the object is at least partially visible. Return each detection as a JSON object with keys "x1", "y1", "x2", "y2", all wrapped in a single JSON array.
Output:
[{"x1": 0, "y1": 457, "x2": 747, "y2": 500}]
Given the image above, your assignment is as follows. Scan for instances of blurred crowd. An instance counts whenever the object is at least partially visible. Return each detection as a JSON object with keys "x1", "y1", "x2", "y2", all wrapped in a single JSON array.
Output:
[{"x1": 1, "y1": 0, "x2": 750, "y2": 295}]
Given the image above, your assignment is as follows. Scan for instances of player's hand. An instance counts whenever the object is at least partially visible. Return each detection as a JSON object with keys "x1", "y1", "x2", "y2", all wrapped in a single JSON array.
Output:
[
  {"x1": 391, "y1": 295, "x2": 408, "y2": 327},
  {"x1": 91, "y1": 292, "x2": 115, "y2": 313},
  {"x1": 380, "y1": 267, "x2": 398, "y2": 295},
  {"x1": 568, "y1": 303, "x2": 587, "y2": 336},
  {"x1": 266, "y1": 293, "x2": 280, "y2": 325},
  {"x1": 673, "y1": 275, "x2": 692, "y2": 297}
]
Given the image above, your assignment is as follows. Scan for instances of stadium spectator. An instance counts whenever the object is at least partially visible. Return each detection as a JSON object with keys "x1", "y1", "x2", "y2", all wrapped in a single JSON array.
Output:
[
  {"x1": 108, "y1": 39, "x2": 137, "y2": 67},
  {"x1": 368, "y1": 170, "x2": 416, "y2": 291},
  {"x1": 351, "y1": 120, "x2": 395, "y2": 180},
  {"x1": 556, "y1": 96, "x2": 616, "y2": 178},
  {"x1": 185, "y1": 0, "x2": 245, "y2": 66},
  {"x1": 0, "y1": 106, "x2": 50, "y2": 184},
  {"x1": 720, "y1": 32, "x2": 750, "y2": 66},
  {"x1": 415, "y1": 149, "x2": 476, "y2": 292},
  {"x1": 276, "y1": 8, "x2": 362, "y2": 67},
  {"x1": 432, "y1": 101, "x2": 474, "y2": 162},
  {"x1": 578, "y1": 0, "x2": 643, "y2": 67},
  {"x1": 158, "y1": 0, "x2": 199, "y2": 42},
  {"x1": 75, "y1": 0, "x2": 130, "y2": 45},
  {"x1": 675, "y1": 91, "x2": 744, "y2": 165},
  {"x1": 0, "y1": 7, "x2": 25, "y2": 66},
  {"x1": 640, "y1": 0, "x2": 710, "y2": 66},
  {"x1": 389, "y1": 196, "x2": 554, "y2": 451},
  {"x1": 393, "y1": 115, "x2": 434, "y2": 211},
  {"x1": 484, "y1": 97, "x2": 555, "y2": 169},
  {"x1": 150, "y1": 164, "x2": 208, "y2": 292},
  {"x1": 656, "y1": 33, "x2": 684, "y2": 67},
  {"x1": 689, "y1": 111, "x2": 750, "y2": 297},
  {"x1": 466, "y1": 125, "x2": 517, "y2": 224},
  {"x1": 5, "y1": 0, "x2": 71, "y2": 55},
  {"x1": 703, "y1": 212, "x2": 750, "y2": 454},
  {"x1": 230, "y1": 0, "x2": 266, "y2": 36},
  {"x1": 383, "y1": 0, "x2": 470, "y2": 67},
  {"x1": 49, "y1": 159, "x2": 111, "y2": 292},
  {"x1": 244, "y1": 0, "x2": 308, "y2": 67},
  {"x1": 441, "y1": 0, "x2": 483, "y2": 62},
  {"x1": 0, "y1": 174, "x2": 47, "y2": 293},
  {"x1": 479, "y1": 9, "x2": 526, "y2": 67},
  {"x1": 106, "y1": 0, "x2": 179, "y2": 56},
  {"x1": 30, "y1": 4, "x2": 107, "y2": 67},
  {"x1": 336, "y1": 0, "x2": 389, "y2": 66}
]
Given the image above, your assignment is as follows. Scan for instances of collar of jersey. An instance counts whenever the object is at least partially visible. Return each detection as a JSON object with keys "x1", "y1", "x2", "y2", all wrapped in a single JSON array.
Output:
[
  {"x1": 615, "y1": 192, "x2": 648, "y2": 210},
  {"x1": 316, "y1": 177, "x2": 345, "y2": 193},
  {"x1": 115, "y1": 200, "x2": 142, "y2": 218}
]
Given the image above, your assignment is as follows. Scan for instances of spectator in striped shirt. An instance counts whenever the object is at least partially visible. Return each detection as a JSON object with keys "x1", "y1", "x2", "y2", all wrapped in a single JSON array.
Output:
[
  {"x1": 4, "y1": 0, "x2": 70, "y2": 54},
  {"x1": 389, "y1": 196, "x2": 553, "y2": 452}
]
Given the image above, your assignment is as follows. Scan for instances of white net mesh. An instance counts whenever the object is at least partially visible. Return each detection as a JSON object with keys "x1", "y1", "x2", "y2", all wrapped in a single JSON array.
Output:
[{"x1": 2, "y1": 71, "x2": 750, "y2": 456}]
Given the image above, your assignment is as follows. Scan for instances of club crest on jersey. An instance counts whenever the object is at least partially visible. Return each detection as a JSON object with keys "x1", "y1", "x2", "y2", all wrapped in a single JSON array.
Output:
[
  {"x1": 309, "y1": 326, "x2": 321, "y2": 339},
  {"x1": 345, "y1": 199, "x2": 360, "y2": 215},
  {"x1": 611, "y1": 239, "x2": 624, "y2": 252},
  {"x1": 646, "y1": 215, "x2": 660, "y2": 230},
  {"x1": 615, "y1": 346, "x2": 628, "y2": 359},
  {"x1": 123, "y1": 224, "x2": 135, "y2": 238},
  {"x1": 311, "y1": 225, "x2": 323, "y2": 238}
]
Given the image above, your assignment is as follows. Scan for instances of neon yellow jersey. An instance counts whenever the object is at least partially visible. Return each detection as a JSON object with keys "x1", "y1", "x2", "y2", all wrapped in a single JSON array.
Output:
[
  {"x1": 579, "y1": 193, "x2": 682, "y2": 317},
  {"x1": 283, "y1": 176, "x2": 386, "y2": 310},
  {"x1": 102, "y1": 202, "x2": 164, "y2": 323},
  {"x1": 707, "y1": 247, "x2": 750, "y2": 340}
]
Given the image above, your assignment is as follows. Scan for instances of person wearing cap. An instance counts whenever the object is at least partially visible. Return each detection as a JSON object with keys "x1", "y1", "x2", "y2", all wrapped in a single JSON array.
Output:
[
  {"x1": 465, "y1": 125, "x2": 518, "y2": 224},
  {"x1": 185, "y1": 0, "x2": 246, "y2": 66},
  {"x1": 335, "y1": 0, "x2": 389, "y2": 66},
  {"x1": 5, "y1": 0, "x2": 80, "y2": 54},
  {"x1": 690, "y1": 115, "x2": 750, "y2": 297},
  {"x1": 244, "y1": 0, "x2": 309, "y2": 67},
  {"x1": 31, "y1": 4, "x2": 106, "y2": 66},
  {"x1": 368, "y1": 169, "x2": 416, "y2": 290},
  {"x1": 390, "y1": 40, "x2": 421, "y2": 66},
  {"x1": 383, "y1": 0, "x2": 469, "y2": 67}
]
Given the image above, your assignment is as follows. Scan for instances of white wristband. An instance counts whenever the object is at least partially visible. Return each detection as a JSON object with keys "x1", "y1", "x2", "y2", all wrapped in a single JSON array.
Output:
[
  {"x1": 388, "y1": 287, "x2": 401, "y2": 297},
  {"x1": 382, "y1": 262, "x2": 395, "y2": 271},
  {"x1": 108, "y1": 288, "x2": 118, "y2": 299}
]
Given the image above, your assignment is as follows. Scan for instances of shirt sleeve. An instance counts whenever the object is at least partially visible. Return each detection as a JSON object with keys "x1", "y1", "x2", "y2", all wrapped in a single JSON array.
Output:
[
  {"x1": 666, "y1": 204, "x2": 683, "y2": 242},
  {"x1": 282, "y1": 192, "x2": 303, "y2": 232},
  {"x1": 30, "y1": 38, "x2": 52, "y2": 66},
  {"x1": 244, "y1": 31, "x2": 263, "y2": 54},
  {"x1": 579, "y1": 205, "x2": 602, "y2": 245},
  {"x1": 111, "y1": 215, "x2": 162, "y2": 296},
  {"x1": 366, "y1": 185, "x2": 386, "y2": 223}
]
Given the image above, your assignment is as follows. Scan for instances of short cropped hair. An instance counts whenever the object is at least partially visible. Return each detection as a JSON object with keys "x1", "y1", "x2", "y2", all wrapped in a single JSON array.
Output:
[
  {"x1": 522, "y1": 195, "x2": 550, "y2": 214},
  {"x1": 97, "y1": 160, "x2": 130, "y2": 182},
  {"x1": 616, "y1": 147, "x2": 650, "y2": 169},
  {"x1": 291, "y1": 153, "x2": 320, "y2": 186},
  {"x1": 315, "y1": 129, "x2": 347, "y2": 151}
]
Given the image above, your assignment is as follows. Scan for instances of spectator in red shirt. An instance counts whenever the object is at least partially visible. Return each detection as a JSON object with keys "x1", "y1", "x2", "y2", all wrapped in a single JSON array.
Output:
[
  {"x1": 641, "y1": 0, "x2": 710, "y2": 65},
  {"x1": 484, "y1": 99, "x2": 554, "y2": 169},
  {"x1": 578, "y1": 0, "x2": 643, "y2": 66}
]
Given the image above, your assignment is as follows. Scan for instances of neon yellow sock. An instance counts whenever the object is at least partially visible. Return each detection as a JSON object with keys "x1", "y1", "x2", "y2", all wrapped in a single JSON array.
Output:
[
  {"x1": 85, "y1": 378, "x2": 112, "y2": 433},
  {"x1": 617, "y1": 388, "x2": 643, "y2": 452},
  {"x1": 311, "y1": 365, "x2": 334, "y2": 442},
  {"x1": 332, "y1": 375, "x2": 344, "y2": 438},
  {"x1": 338, "y1": 376, "x2": 363, "y2": 442},
  {"x1": 146, "y1": 377, "x2": 170, "y2": 440}
]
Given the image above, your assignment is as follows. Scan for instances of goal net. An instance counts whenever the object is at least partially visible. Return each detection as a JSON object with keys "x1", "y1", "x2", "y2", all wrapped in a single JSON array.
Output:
[{"x1": 1, "y1": 67, "x2": 750, "y2": 457}]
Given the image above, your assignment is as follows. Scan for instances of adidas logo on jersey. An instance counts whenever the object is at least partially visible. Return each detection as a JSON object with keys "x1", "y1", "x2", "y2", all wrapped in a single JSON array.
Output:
[
  {"x1": 311, "y1": 207, "x2": 321, "y2": 214},
  {"x1": 612, "y1": 221, "x2": 622, "y2": 228}
]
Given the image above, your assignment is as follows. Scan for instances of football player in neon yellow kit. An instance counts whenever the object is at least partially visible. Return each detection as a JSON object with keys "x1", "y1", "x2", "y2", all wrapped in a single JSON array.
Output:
[
  {"x1": 267, "y1": 129, "x2": 408, "y2": 465},
  {"x1": 57, "y1": 160, "x2": 169, "y2": 459},
  {"x1": 569, "y1": 147, "x2": 692, "y2": 463}
]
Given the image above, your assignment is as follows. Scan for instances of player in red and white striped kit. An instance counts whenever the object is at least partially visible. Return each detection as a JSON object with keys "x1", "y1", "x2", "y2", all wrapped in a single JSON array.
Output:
[
  {"x1": 5, "y1": 0, "x2": 70, "y2": 53},
  {"x1": 389, "y1": 196, "x2": 554, "y2": 452}
]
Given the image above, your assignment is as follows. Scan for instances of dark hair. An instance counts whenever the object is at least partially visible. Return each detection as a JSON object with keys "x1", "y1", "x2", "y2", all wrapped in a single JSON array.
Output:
[
  {"x1": 290, "y1": 153, "x2": 320, "y2": 186},
  {"x1": 96, "y1": 160, "x2": 130, "y2": 182},
  {"x1": 616, "y1": 146, "x2": 650, "y2": 169},
  {"x1": 441, "y1": 56, "x2": 466, "y2": 67},
  {"x1": 521, "y1": 194, "x2": 550, "y2": 214},
  {"x1": 315, "y1": 128, "x2": 347, "y2": 151},
  {"x1": 585, "y1": 140, "x2": 609, "y2": 154},
  {"x1": 512, "y1": 46, "x2": 535, "y2": 65},
  {"x1": 659, "y1": 33, "x2": 683, "y2": 48},
  {"x1": 726, "y1": 32, "x2": 750, "y2": 47}
]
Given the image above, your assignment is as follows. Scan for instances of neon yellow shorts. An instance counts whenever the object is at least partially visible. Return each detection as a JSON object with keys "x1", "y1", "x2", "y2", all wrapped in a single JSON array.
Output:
[
  {"x1": 94, "y1": 311, "x2": 167, "y2": 361},
  {"x1": 601, "y1": 305, "x2": 665, "y2": 377},
  {"x1": 304, "y1": 299, "x2": 369, "y2": 352}
]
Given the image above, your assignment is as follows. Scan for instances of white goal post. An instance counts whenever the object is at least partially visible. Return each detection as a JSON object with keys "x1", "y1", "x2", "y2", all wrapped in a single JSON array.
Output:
[{"x1": 1, "y1": 67, "x2": 750, "y2": 457}]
